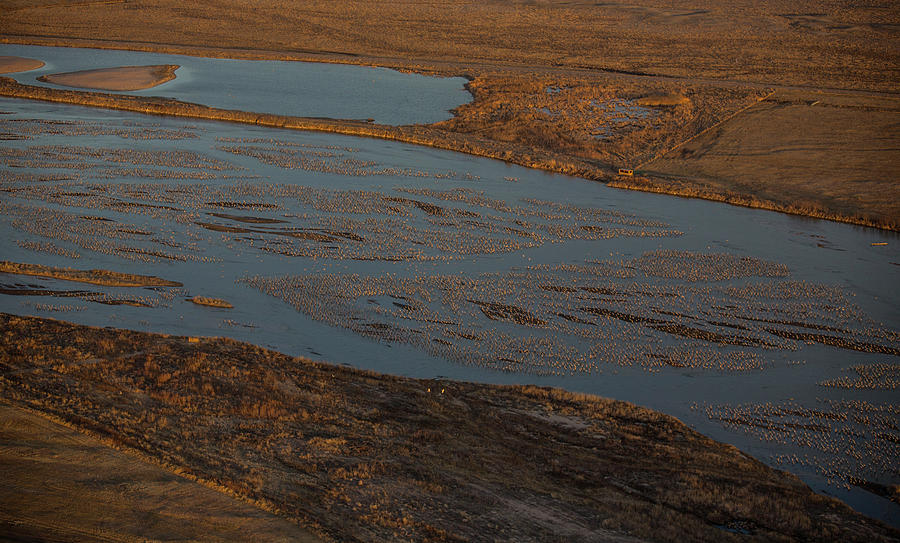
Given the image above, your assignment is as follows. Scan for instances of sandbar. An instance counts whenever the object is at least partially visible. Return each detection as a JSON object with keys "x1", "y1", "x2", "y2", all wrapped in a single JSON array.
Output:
[
  {"x1": 0, "y1": 261, "x2": 182, "y2": 287},
  {"x1": 37, "y1": 64, "x2": 179, "y2": 91},
  {"x1": 191, "y1": 295, "x2": 234, "y2": 308},
  {"x1": 0, "y1": 55, "x2": 45, "y2": 74}
]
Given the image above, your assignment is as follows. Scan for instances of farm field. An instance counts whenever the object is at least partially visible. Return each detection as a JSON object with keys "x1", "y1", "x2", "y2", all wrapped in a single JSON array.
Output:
[{"x1": 635, "y1": 89, "x2": 900, "y2": 228}]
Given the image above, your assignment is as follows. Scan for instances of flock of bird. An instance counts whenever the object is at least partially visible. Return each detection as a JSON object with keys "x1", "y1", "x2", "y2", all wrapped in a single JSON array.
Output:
[
  {"x1": 703, "y1": 398, "x2": 898, "y2": 489},
  {"x1": 1, "y1": 111, "x2": 896, "y2": 494}
]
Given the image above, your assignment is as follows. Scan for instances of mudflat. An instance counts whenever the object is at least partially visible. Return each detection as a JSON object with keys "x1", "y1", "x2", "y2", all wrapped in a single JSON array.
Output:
[{"x1": 37, "y1": 64, "x2": 178, "y2": 91}]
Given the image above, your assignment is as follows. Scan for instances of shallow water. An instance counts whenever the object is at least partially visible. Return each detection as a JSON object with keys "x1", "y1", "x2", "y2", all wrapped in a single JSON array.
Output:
[
  {"x1": 0, "y1": 96, "x2": 898, "y2": 526},
  {"x1": 0, "y1": 44, "x2": 471, "y2": 125}
]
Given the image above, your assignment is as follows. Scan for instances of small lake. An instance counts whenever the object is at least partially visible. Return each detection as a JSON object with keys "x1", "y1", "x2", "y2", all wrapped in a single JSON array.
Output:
[
  {"x1": 0, "y1": 75, "x2": 898, "y2": 525},
  {"x1": 0, "y1": 44, "x2": 471, "y2": 125}
]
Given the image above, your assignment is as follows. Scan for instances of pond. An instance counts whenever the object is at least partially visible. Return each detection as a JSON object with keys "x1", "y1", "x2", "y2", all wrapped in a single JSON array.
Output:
[
  {"x1": 1, "y1": 44, "x2": 471, "y2": 125},
  {"x1": 0, "y1": 94, "x2": 897, "y2": 525}
]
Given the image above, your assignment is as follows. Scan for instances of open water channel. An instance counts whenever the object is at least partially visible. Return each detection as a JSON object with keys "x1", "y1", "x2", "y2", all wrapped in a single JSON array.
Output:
[
  {"x1": 2, "y1": 44, "x2": 470, "y2": 125},
  {"x1": 1, "y1": 45, "x2": 898, "y2": 526}
]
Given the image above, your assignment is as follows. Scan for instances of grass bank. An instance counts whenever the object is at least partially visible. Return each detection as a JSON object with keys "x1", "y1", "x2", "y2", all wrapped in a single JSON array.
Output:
[{"x1": 1, "y1": 313, "x2": 897, "y2": 542}]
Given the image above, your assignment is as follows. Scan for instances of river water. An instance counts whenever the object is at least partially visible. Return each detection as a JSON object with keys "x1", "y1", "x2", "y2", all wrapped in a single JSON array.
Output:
[
  {"x1": 0, "y1": 47, "x2": 898, "y2": 527},
  {"x1": 1, "y1": 44, "x2": 470, "y2": 125}
]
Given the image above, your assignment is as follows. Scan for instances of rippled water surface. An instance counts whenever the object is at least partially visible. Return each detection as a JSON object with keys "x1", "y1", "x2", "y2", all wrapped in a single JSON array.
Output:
[
  {"x1": 0, "y1": 94, "x2": 898, "y2": 525},
  {"x1": 1, "y1": 44, "x2": 471, "y2": 125}
]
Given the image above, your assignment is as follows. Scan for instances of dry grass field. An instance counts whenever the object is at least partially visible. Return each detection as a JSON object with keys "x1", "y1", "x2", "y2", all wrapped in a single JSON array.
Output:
[
  {"x1": 1, "y1": 0, "x2": 898, "y2": 228},
  {"x1": 1, "y1": 0, "x2": 897, "y2": 92},
  {"x1": 1, "y1": 313, "x2": 898, "y2": 542},
  {"x1": 0, "y1": 403, "x2": 322, "y2": 542},
  {"x1": 635, "y1": 89, "x2": 900, "y2": 228}
]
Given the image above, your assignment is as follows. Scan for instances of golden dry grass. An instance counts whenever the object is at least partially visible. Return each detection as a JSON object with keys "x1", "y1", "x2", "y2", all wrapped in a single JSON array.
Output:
[
  {"x1": 634, "y1": 89, "x2": 900, "y2": 229},
  {"x1": 0, "y1": 402, "x2": 322, "y2": 542},
  {"x1": 1, "y1": 1, "x2": 897, "y2": 92}
]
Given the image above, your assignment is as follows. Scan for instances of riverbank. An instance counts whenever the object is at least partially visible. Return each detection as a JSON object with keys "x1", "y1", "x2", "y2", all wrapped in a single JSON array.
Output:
[
  {"x1": 2, "y1": 74, "x2": 896, "y2": 231},
  {"x1": 1, "y1": 312, "x2": 897, "y2": 542},
  {"x1": 3, "y1": 1, "x2": 898, "y2": 228}
]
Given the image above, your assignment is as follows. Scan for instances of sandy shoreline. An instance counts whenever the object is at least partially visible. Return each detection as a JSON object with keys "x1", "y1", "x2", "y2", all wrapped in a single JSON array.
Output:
[
  {"x1": 0, "y1": 55, "x2": 44, "y2": 74},
  {"x1": 37, "y1": 64, "x2": 178, "y2": 91},
  {"x1": 0, "y1": 261, "x2": 182, "y2": 287}
]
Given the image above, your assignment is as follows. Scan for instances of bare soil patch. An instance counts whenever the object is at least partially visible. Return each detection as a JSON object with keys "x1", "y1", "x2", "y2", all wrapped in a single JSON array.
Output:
[{"x1": 37, "y1": 64, "x2": 178, "y2": 91}]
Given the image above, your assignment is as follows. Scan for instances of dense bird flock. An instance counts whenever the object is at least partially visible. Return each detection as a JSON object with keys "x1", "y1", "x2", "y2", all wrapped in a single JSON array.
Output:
[
  {"x1": 0, "y1": 122, "x2": 683, "y2": 264},
  {"x1": 242, "y1": 252, "x2": 897, "y2": 376},
  {"x1": 1, "y1": 110, "x2": 897, "y2": 505},
  {"x1": 0, "y1": 117, "x2": 198, "y2": 140},
  {"x1": 701, "y1": 399, "x2": 899, "y2": 499},
  {"x1": 818, "y1": 363, "x2": 899, "y2": 391}
]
